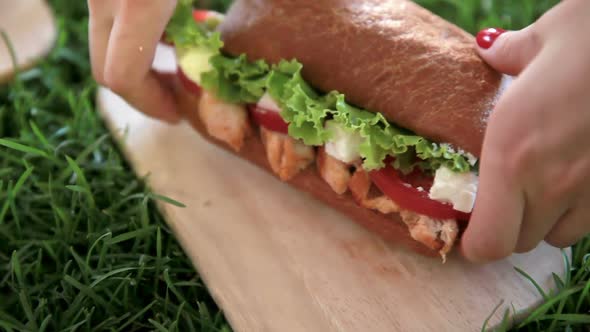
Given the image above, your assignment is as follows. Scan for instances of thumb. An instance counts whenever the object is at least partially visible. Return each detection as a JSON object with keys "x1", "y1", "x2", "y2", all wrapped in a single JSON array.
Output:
[{"x1": 475, "y1": 26, "x2": 542, "y2": 76}]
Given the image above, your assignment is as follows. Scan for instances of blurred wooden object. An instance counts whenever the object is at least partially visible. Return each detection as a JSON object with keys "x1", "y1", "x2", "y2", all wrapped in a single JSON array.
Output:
[{"x1": 0, "y1": 0, "x2": 57, "y2": 83}]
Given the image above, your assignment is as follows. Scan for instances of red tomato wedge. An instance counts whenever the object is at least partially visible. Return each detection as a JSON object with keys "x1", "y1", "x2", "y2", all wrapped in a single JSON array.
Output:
[
  {"x1": 177, "y1": 66, "x2": 203, "y2": 96},
  {"x1": 369, "y1": 163, "x2": 471, "y2": 221},
  {"x1": 192, "y1": 10, "x2": 211, "y2": 22},
  {"x1": 247, "y1": 105, "x2": 289, "y2": 134}
]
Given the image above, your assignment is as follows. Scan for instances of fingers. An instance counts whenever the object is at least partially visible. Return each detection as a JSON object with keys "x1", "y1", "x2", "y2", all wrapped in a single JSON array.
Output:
[
  {"x1": 545, "y1": 204, "x2": 590, "y2": 248},
  {"x1": 460, "y1": 152, "x2": 525, "y2": 262},
  {"x1": 464, "y1": 0, "x2": 590, "y2": 262},
  {"x1": 87, "y1": 0, "x2": 115, "y2": 84},
  {"x1": 464, "y1": 42, "x2": 589, "y2": 261},
  {"x1": 476, "y1": 25, "x2": 543, "y2": 76},
  {"x1": 514, "y1": 197, "x2": 568, "y2": 253},
  {"x1": 514, "y1": 155, "x2": 588, "y2": 252},
  {"x1": 102, "y1": 0, "x2": 181, "y2": 123},
  {"x1": 461, "y1": 65, "x2": 543, "y2": 262}
]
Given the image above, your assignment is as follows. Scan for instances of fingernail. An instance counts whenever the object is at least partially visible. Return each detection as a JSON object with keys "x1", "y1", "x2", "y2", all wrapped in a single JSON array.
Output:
[{"x1": 476, "y1": 28, "x2": 506, "y2": 49}]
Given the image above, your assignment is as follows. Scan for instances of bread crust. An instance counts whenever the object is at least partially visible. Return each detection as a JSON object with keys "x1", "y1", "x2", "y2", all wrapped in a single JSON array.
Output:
[
  {"x1": 218, "y1": 0, "x2": 503, "y2": 157},
  {"x1": 176, "y1": 85, "x2": 443, "y2": 258}
]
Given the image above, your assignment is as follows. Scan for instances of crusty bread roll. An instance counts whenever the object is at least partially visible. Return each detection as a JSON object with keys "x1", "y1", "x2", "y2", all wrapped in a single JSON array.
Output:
[
  {"x1": 169, "y1": 0, "x2": 510, "y2": 259},
  {"x1": 219, "y1": 0, "x2": 503, "y2": 157}
]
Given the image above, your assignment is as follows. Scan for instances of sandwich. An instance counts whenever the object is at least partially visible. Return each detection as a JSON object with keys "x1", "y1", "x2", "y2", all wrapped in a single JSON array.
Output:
[{"x1": 164, "y1": 0, "x2": 509, "y2": 261}]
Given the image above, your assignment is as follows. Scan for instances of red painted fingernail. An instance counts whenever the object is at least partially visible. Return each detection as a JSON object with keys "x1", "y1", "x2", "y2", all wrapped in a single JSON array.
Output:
[{"x1": 476, "y1": 28, "x2": 506, "y2": 49}]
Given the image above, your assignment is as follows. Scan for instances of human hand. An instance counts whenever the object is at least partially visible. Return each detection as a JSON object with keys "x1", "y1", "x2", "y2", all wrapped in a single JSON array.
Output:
[
  {"x1": 88, "y1": 0, "x2": 181, "y2": 123},
  {"x1": 461, "y1": 0, "x2": 590, "y2": 262}
]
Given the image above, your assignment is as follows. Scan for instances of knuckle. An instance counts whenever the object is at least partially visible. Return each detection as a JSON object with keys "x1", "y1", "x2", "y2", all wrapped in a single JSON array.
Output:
[
  {"x1": 545, "y1": 233, "x2": 575, "y2": 249},
  {"x1": 496, "y1": 32, "x2": 517, "y2": 59},
  {"x1": 562, "y1": 158, "x2": 590, "y2": 195},
  {"x1": 514, "y1": 240, "x2": 540, "y2": 254},
  {"x1": 91, "y1": 67, "x2": 106, "y2": 86},
  {"x1": 537, "y1": 158, "x2": 587, "y2": 204},
  {"x1": 503, "y1": 134, "x2": 541, "y2": 180},
  {"x1": 547, "y1": 181, "x2": 573, "y2": 205},
  {"x1": 520, "y1": 27, "x2": 541, "y2": 64},
  {"x1": 536, "y1": 164, "x2": 569, "y2": 204},
  {"x1": 525, "y1": 25, "x2": 541, "y2": 50},
  {"x1": 104, "y1": 66, "x2": 133, "y2": 95},
  {"x1": 545, "y1": 213, "x2": 586, "y2": 249}
]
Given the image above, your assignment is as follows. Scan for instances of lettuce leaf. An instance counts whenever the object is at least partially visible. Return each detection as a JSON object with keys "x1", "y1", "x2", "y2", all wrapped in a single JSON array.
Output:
[
  {"x1": 166, "y1": 1, "x2": 475, "y2": 174},
  {"x1": 165, "y1": 0, "x2": 223, "y2": 51},
  {"x1": 201, "y1": 55, "x2": 270, "y2": 104}
]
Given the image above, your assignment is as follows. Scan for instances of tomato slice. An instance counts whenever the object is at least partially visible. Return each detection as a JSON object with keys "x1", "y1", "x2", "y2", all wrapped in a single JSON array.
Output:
[
  {"x1": 397, "y1": 167, "x2": 434, "y2": 192},
  {"x1": 192, "y1": 10, "x2": 211, "y2": 22},
  {"x1": 369, "y1": 163, "x2": 471, "y2": 221},
  {"x1": 177, "y1": 66, "x2": 203, "y2": 96},
  {"x1": 247, "y1": 105, "x2": 289, "y2": 134}
]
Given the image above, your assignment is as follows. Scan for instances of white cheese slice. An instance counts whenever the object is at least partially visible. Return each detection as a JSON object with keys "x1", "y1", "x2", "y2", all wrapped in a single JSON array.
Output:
[
  {"x1": 324, "y1": 120, "x2": 363, "y2": 163},
  {"x1": 206, "y1": 11, "x2": 226, "y2": 23},
  {"x1": 177, "y1": 47, "x2": 215, "y2": 85},
  {"x1": 152, "y1": 43, "x2": 177, "y2": 73},
  {"x1": 257, "y1": 92, "x2": 281, "y2": 113},
  {"x1": 429, "y1": 166, "x2": 479, "y2": 213},
  {"x1": 465, "y1": 152, "x2": 478, "y2": 166}
]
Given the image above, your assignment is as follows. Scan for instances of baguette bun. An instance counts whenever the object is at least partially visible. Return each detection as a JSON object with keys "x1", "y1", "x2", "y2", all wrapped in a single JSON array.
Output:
[
  {"x1": 176, "y1": 85, "x2": 445, "y2": 258},
  {"x1": 218, "y1": 0, "x2": 503, "y2": 157}
]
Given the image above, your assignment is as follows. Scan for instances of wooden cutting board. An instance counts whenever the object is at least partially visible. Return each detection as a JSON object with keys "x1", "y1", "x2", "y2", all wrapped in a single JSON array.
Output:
[
  {"x1": 96, "y1": 44, "x2": 569, "y2": 332},
  {"x1": 0, "y1": 0, "x2": 56, "y2": 83}
]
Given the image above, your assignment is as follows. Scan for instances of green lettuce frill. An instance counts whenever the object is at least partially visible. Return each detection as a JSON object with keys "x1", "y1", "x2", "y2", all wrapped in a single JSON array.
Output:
[{"x1": 166, "y1": 1, "x2": 476, "y2": 173}]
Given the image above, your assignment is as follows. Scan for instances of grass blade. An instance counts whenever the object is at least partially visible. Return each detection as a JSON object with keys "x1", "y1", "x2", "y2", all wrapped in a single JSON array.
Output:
[
  {"x1": 18, "y1": 290, "x2": 38, "y2": 331},
  {"x1": 518, "y1": 285, "x2": 584, "y2": 327},
  {"x1": 116, "y1": 301, "x2": 157, "y2": 332},
  {"x1": 537, "y1": 313, "x2": 590, "y2": 324},
  {"x1": 149, "y1": 193, "x2": 187, "y2": 208},
  {"x1": 10, "y1": 251, "x2": 24, "y2": 289},
  {"x1": 0, "y1": 139, "x2": 49, "y2": 159},
  {"x1": 514, "y1": 266, "x2": 549, "y2": 301},
  {"x1": 38, "y1": 314, "x2": 52, "y2": 332},
  {"x1": 62, "y1": 275, "x2": 113, "y2": 314},
  {"x1": 481, "y1": 299, "x2": 505, "y2": 331},
  {"x1": 29, "y1": 121, "x2": 53, "y2": 152},
  {"x1": 0, "y1": 309, "x2": 28, "y2": 331},
  {"x1": 90, "y1": 267, "x2": 140, "y2": 288},
  {"x1": 575, "y1": 278, "x2": 590, "y2": 312},
  {"x1": 552, "y1": 272, "x2": 566, "y2": 290},
  {"x1": 107, "y1": 226, "x2": 156, "y2": 245},
  {"x1": 0, "y1": 167, "x2": 33, "y2": 225},
  {"x1": 0, "y1": 30, "x2": 21, "y2": 82},
  {"x1": 65, "y1": 156, "x2": 96, "y2": 208},
  {"x1": 149, "y1": 319, "x2": 170, "y2": 332}
]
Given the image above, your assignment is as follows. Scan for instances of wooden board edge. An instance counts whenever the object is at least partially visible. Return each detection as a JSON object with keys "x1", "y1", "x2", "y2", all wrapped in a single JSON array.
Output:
[
  {"x1": 95, "y1": 87, "x2": 250, "y2": 331},
  {"x1": 0, "y1": 0, "x2": 58, "y2": 84}
]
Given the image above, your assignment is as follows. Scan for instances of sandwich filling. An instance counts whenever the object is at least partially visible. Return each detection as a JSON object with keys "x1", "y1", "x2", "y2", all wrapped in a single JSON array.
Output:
[{"x1": 166, "y1": 3, "x2": 480, "y2": 259}]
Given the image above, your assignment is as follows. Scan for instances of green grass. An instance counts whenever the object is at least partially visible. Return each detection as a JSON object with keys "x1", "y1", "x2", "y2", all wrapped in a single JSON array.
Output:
[{"x1": 0, "y1": 0, "x2": 588, "y2": 331}]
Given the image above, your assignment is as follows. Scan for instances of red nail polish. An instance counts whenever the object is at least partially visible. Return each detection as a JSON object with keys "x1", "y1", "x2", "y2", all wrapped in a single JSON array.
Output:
[{"x1": 476, "y1": 28, "x2": 506, "y2": 49}]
